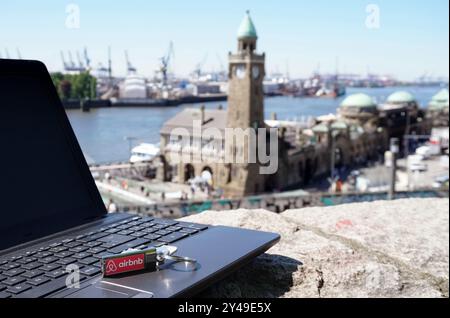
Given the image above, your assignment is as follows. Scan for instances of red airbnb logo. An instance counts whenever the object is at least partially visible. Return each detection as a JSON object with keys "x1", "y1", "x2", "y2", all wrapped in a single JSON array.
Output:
[{"x1": 103, "y1": 254, "x2": 145, "y2": 276}]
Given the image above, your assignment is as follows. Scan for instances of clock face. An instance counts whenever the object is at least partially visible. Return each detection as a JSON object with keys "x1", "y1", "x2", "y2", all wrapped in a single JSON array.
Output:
[
  {"x1": 252, "y1": 66, "x2": 260, "y2": 79},
  {"x1": 235, "y1": 65, "x2": 246, "y2": 79}
]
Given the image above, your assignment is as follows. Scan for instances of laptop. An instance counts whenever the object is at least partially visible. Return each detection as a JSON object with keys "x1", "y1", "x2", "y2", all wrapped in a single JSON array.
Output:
[{"x1": 0, "y1": 59, "x2": 280, "y2": 298}]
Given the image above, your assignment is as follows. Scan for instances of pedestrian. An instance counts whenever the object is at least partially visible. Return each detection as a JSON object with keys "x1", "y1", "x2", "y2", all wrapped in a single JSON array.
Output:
[
  {"x1": 107, "y1": 199, "x2": 117, "y2": 213},
  {"x1": 161, "y1": 191, "x2": 166, "y2": 202}
]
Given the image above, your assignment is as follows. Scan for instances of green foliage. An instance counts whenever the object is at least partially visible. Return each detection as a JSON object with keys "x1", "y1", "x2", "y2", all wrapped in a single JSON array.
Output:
[{"x1": 50, "y1": 72, "x2": 97, "y2": 100}]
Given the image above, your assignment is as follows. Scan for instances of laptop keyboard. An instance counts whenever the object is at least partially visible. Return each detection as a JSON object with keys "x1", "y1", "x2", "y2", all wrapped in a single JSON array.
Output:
[{"x1": 0, "y1": 216, "x2": 208, "y2": 298}]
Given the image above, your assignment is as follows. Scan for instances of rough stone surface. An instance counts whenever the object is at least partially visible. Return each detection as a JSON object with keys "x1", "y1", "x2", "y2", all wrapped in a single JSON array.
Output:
[{"x1": 180, "y1": 198, "x2": 449, "y2": 298}]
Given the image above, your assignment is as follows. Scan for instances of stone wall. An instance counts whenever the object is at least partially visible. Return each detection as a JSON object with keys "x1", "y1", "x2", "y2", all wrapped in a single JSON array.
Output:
[{"x1": 180, "y1": 198, "x2": 449, "y2": 298}]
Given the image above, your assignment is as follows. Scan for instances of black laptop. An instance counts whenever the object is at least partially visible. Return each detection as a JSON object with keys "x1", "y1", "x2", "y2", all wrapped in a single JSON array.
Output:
[{"x1": 0, "y1": 59, "x2": 280, "y2": 298}]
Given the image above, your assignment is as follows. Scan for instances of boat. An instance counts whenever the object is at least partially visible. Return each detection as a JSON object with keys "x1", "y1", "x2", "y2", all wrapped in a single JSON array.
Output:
[{"x1": 129, "y1": 143, "x2": 160, "y2": 163}]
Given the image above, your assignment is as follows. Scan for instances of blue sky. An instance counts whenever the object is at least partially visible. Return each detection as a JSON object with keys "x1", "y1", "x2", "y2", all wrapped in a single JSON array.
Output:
[{"x1": 1, "y1": 0, "x2": 448, "y2": 80}]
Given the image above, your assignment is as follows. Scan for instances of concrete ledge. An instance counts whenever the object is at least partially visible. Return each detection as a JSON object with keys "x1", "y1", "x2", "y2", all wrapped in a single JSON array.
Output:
[{"x1": 180, "y1": 198, "x2": 449, "y2": 298}]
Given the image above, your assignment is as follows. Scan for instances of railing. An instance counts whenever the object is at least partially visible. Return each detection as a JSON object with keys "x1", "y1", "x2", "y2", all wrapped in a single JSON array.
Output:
[{"x1": 115, "y1": 189, "x2": 446, "y2": 219}]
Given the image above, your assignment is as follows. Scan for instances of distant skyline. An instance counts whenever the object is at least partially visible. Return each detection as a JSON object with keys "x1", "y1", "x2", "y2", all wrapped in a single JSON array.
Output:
[{"x1": 1, "y1": 0, "x2": 448, "y2": 80}]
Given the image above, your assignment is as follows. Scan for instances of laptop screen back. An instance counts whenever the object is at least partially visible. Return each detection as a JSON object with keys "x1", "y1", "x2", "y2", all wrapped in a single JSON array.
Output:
[{"x1": 0, "y1": 60, "x2": 106, "y2": 251}]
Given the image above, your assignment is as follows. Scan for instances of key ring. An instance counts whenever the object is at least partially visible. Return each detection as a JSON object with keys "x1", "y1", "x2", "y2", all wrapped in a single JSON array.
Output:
[{"x1": 163, "y1": 254, "x2": 197, "y2": 264}]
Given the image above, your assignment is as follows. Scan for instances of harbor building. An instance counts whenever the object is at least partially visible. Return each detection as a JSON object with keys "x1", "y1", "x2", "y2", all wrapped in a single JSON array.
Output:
[{"x1": 157, "y1": 13, "x2": 429, "y2": 198}]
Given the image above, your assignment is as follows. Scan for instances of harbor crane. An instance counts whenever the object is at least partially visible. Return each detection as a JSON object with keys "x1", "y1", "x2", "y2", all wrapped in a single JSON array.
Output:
[
  {"x1": 16, "y1": 48, "x2": 22, "y2": 59},
  {"x1": 193, "y1": 53, "x2": 208, "y2": 80},
  {"x1": 76, "y1": 51, "x2": 84, "y2": 69},
  {"x1": 83, "y1": 47, "x2": 91, "y2": 69},
  {"x1": 158, "y1": 41, "x2": 174, "y2": 87},
  {"x1": 125, "y1": 50, "x2": 137, "y2": 75},
  {"x1": 60, "y1": 50, "x2": 88, "y2": 73}
]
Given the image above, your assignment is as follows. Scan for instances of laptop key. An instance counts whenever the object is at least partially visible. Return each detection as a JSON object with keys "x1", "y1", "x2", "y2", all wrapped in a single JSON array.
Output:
[
  {"x1": 21, "y1": 262, "x2": 42, "y2": 270},
  {"x1": 2, "y1": 276, "x2": 26, "y2": 286},
  {"x1": 72, "y1": 252, "x2": 90, "y2": 259},
  {"x1": 179, "y1": 228, "x2": 198, "y2": 235},
  {"x1": 39, "y1": 256, "x2": 58, "y2": 264},
  {"x1": 45, "y1": 269, "x2": 66, "y2": 279},
  {"x1": 131, "y1": 231, "x2": 147, "y2": 238},
  {"x1": 117, "y1": 230, "x2": 134, "y2": 236},
  {"x1": 3, "y1": 268, "x2": 26, "y2": 277},
  {"x1": 93, "y1": 252, "x2": 115, "y2": 259},
  {"x1": 7, "y1": 283, "x2": 31, "y2": 295},
  {"x1": 0, "y1": 274, "x2": 6, "y2": 282},
  {"x1": 87, "y1": 247, "x2": 105, "y2": 254},
  {"x1": 79, "y1": 266, "x2": 101, "y2": 276},
  {"x1": 15, "y1": 275, "x2": 86, "y2": 298},
  {"x1": 158, "y1": 232, "x2": 189, "y2": 244},
  {"x1": 84, "y1": 241, "x2": 102, "y2": 248},
  {"x1": 154, "y1": 230, "x2": 173, "y2": 236},
  {"x1": 54, "y1": 251, "x2": 74, "y2": 258},
  {"x1": 35, "y1": 252, "x2": 52, "y2": 259},
  {"x1": 50, "y1": 246, "x2": 68, "y2": 253},
  {"x1": 143, "y1": 234, "x2": 161, "y2": 241},
  {"x1": 56, "y1": 258, "x2": 76, "y2": 266},
  {"x1": 0, "y1": 291, "x2": 11, "y2": 298},
  {"x1": 21, "y1": 270, "x2": 44, "y2": 279},
  {"x1": 78, "y1": 257, "x2": 99, "y2": 266},
  {"x1": 87, "y1": 232, "x2": 109, "y2": 241},
  {"x1": 105, "y1": 228, "x2": 120, "y2": 234},
  {"x1": 69, "y1": 246, "x2": 89, "y2": 253},
  {"x1": 16, "y1": 257, "x2": 37, "y2": 264},
  {"x1": 27, "y1": 276, "x2": 51, "y2": 286},
  {"x1": 106, "y1": 238, "x2": 151, "y2": 254},
  {"x1": 40, "y1": 263, "x2": 61, "y2": 272},
  {"x1": 0, "y1": 263, "x2": 20, "y2": 270}
]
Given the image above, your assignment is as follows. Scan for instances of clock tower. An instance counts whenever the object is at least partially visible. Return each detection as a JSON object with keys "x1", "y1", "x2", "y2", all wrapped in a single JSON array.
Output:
[{"x1": 227, "y1": 11, "x2": 265, "y2": 129}]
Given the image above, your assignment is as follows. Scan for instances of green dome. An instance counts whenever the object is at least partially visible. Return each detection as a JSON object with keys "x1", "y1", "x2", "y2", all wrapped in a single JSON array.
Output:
[
  {"x1": 340, "y1": 93, "x2": 376, "y2": 108},
  {"x1": 429, "y1": 88, "x2": 449, "y2": 110},
  {"x1": 432, "y1": 89, "x2": 449, "y2": 103},
  {"x1": 387, "y1": 91, "x2": 416, "y2": 104},
  {"x1": 237, "y1": 11, "x2": 258, "y2": 39}
]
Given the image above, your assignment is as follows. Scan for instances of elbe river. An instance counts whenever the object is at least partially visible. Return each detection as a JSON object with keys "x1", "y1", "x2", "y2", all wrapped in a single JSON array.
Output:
[{"x1": 66, "y1": 86, "x2": 442, "y2": 164}]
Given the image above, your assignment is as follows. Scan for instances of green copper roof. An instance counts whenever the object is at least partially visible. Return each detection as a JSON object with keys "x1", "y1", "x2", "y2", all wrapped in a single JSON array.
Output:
[
  {"x1": 429, "y1": 88, "x2": 449, "y2": 109},
  {"x1": 432, "y1": 88, "x2": 449, "y2": 103},
  {"x1": 331, "y1": 121, "x2": 348, "y2": 130},
  {"x1": 237, "y1": 11, "x2": 258, "y2": 39},
  {"x1": 340, "y1": 93, "x2": 376, "y2": 108},
  {"x1": 312, "y1": 123, "x2": 329, "y2": 133},
  {"x1": 387, "y1": 91, "x2": 416, "y2": 104}
]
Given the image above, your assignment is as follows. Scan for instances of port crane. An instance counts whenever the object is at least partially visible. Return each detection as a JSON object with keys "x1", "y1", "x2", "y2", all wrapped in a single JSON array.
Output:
[
  {"x1": 60, "y1": 50, "x2": 88, "y2": 73},
  {"x1": 158, "y1": 41, "x2": 174, "y2": 87},
  {"x1": 125, "y1": 50, "x2": 137, "y2": 75},
  {"x1": 192, "y1": 53, "x2": 208, "y2": 80}
]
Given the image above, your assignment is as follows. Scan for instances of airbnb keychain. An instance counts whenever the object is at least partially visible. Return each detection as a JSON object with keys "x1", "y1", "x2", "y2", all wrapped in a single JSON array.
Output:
[{"x1": 101, "y1": 245, "x2": 196, "y2": 277}]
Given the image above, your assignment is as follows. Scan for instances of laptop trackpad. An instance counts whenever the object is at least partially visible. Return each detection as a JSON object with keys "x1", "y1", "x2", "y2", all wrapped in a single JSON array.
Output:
[{"x1": 66, "y1": 281, "x2": 154, "y2": 298}]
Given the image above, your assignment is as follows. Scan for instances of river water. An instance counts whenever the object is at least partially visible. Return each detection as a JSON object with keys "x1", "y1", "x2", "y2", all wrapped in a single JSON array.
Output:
[{"x1": 66, "y1": 86, "x2": 441, "y2": 164}]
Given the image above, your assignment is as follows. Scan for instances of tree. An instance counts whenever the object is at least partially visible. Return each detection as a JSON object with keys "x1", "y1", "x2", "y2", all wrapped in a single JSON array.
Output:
[
  {"x1": 50, "y1": 72, "x2": 96, "y2": 99},
  {"x1": 60, "y1": 79, "x2": 72, "y2": 100}
]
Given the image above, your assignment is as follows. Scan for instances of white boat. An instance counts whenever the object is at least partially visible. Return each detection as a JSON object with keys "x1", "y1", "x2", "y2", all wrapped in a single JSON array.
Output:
[{"x1": 129, "y1": 143, "x2": 160, "y2": 163}]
